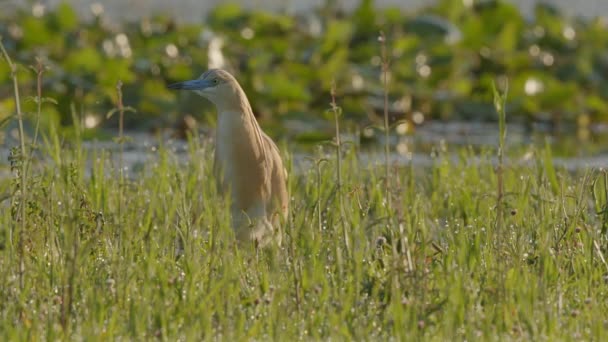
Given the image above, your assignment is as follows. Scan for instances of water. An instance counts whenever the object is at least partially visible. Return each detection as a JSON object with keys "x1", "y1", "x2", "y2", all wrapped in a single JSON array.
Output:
[
  {"x1": 3, "y1": 120, "x2": 606, "y2": 184},
  {"x1": 5, "y1": 0, "x2": 607, "y2": 23}
]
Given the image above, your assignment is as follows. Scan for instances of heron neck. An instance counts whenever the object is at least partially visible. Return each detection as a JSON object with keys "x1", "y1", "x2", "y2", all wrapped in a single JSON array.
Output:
[
  {"x1": 215, "y1": 91, "x2": 265, "y2": 157},
  {"x1": 212, "y1": 86, "x2": 252, "y2": 113}
]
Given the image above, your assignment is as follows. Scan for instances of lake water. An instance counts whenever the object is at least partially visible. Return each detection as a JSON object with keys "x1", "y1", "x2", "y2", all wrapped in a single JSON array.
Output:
[
  {"x1": 3, "y1": 120, "x2": 607, "y2": 185},
  {"x1": 4, "y1": 0, "x2": 607, "y2": 23}
]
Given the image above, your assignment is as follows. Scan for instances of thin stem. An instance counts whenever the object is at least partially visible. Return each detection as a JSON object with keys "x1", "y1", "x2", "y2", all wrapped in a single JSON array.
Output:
[
  {"x1": 1, "y1": 38, "x2": 27, "y2": 291},
  {"x1": 493, "y1": 80, "x2": 508, "y2": 233},
  {"x1": 22, "y1": 58, "x2": 46, "y2": 184},
  {"x1": 116, "y1": 81, "x2": 125, "y2": 224},
  {"x1": 23, "y1": 58, "x2": 45, "y2": 210},
  {"x1": 330, "y1": 83, "x2": 350, "y2": 259},
  {"x1": 60, "y1": 229, "x2": 80, "y2": 332},
  {"x1": 317, "y1": 161, "x2": 323, "y2": 239},
  {"x1": 32, "y1": 58, "x2": 44, "y2": 151},
  {"x1": 492, "y1": 80, "x2": 508, "y2": 302},
  {"x1": 379, "y1": 31, "x2": 392, "y2": 215}
]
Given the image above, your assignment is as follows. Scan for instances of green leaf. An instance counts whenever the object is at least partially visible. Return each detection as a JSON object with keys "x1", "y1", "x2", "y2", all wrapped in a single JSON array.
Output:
[
  {"x1": 352, "y1": 0, "x2": 376, "y2": 37},
  {"x1": 123, "y1": 106, "x2": 137, "y2": 113},
  {"x1": 592, "y1": 173, "x2": 607, "y2": 214},
  {"x1": 113, "y1": 136, "x2": 133, "y2": 144},
  {"x1": 208, "y1": 3, "x2": 244, "y2": 27},
  {"x1": 25, "y1": 96, "x2": 58, "y2": 105},
  {"x1": 106, "y1": 108, "x2": 118, "y2": 119},
  {"x1": 294, "y1": 131, "x2": 333, "y2": 145},
  {"x1": 65, "y1": 47, "x2": 103, "y2": 73},
  {"x1": 41, "y1": 97, "x2": 58, "y2": 105},
  {"x1": 0, "y1": 114, "x2": 14, "y2": 128},
  {"x1": 322, "y1": 20, "x2": 354, "y2": 54},
  {"x1": 21, "y1": 17, "x2": 52, "y2": 47},
  {"x1": 262, "y1": 73, "x2": 311, "y2": 103},
  {"x1": 492, "y1": 80, "x2": 508, "y2": 149},
  {"x1": 99, "y1": 59, "x2": 135, "y2": 87},
  {"x1": 55, "y1": 2, "x2": 78, "y2": 31}
]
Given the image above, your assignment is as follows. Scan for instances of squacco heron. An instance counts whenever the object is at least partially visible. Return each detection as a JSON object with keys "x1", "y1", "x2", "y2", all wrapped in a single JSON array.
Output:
[{"x1": 168, "y1": 69, "x2": 288, "y2": 247}]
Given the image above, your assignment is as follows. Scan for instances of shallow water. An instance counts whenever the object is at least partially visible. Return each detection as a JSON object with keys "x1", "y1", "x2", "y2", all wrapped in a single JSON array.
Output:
[
  {"x1": 5, "y1": 0, "x2": 605, "y2": 22},
  {"x1": 2, "y1": 120, "x2": 606, "y2": 184}
]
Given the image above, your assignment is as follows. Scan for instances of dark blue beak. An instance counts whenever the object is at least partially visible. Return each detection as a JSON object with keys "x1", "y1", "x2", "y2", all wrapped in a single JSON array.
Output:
[{"x1": 167, "y1": 78, "x2": 212, "y2": 90}]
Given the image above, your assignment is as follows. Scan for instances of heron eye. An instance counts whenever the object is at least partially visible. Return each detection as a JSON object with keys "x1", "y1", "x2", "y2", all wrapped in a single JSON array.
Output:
[{"x1": 213, "y1": 79, "x2": 219, "y2": 84}]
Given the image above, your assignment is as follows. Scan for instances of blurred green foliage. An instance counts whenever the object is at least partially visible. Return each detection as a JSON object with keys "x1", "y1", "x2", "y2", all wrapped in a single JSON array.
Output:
[{"x1": 1, "y1": 0, "x2": 608, "y2": 135}]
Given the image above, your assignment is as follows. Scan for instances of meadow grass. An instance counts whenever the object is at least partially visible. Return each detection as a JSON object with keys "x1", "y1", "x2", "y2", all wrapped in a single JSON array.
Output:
[
  {"x1": 1, "y1": 122, "x2": 608, "y2": 340},
  {"x1": 1, "y1": 51, "x2": 608, "y2": 341}
]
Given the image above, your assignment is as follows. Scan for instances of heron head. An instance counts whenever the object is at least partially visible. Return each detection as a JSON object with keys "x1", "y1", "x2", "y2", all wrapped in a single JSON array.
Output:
[{"x1": 168, "y1": 69, "x2": 238, "y2": 102}]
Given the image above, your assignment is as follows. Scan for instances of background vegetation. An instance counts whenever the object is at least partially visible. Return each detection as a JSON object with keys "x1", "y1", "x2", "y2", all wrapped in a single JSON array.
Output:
[
  {"x1": 1, "y1": 0, "x2": 608, "y2": 340},
  {"x1": 2, "y1": 0, "x2": 608, "y2": 139}
]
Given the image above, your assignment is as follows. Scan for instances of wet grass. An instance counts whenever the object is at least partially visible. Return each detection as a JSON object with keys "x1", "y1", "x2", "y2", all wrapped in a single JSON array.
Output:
[
  {"x1": 2, "y1": 114, "x2": 608, "y2": 340},
  {"x1": 1, "y1": 46, "x2": 608, "y2": 342}
]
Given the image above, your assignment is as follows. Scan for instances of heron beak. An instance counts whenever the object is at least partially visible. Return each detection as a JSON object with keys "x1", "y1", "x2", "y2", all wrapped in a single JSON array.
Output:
[{"x1": 167, "y1": 79, "x2": 212, "y2": 91}]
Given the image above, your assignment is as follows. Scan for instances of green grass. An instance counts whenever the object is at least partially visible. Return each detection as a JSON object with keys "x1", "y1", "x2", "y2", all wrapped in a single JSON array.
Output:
[
  {"x1": 1, "y1": 126, "x2": 607, "y2": 340},
  {"x1": 1, "y1": 41, "x2": 607, "y2": 341}
]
